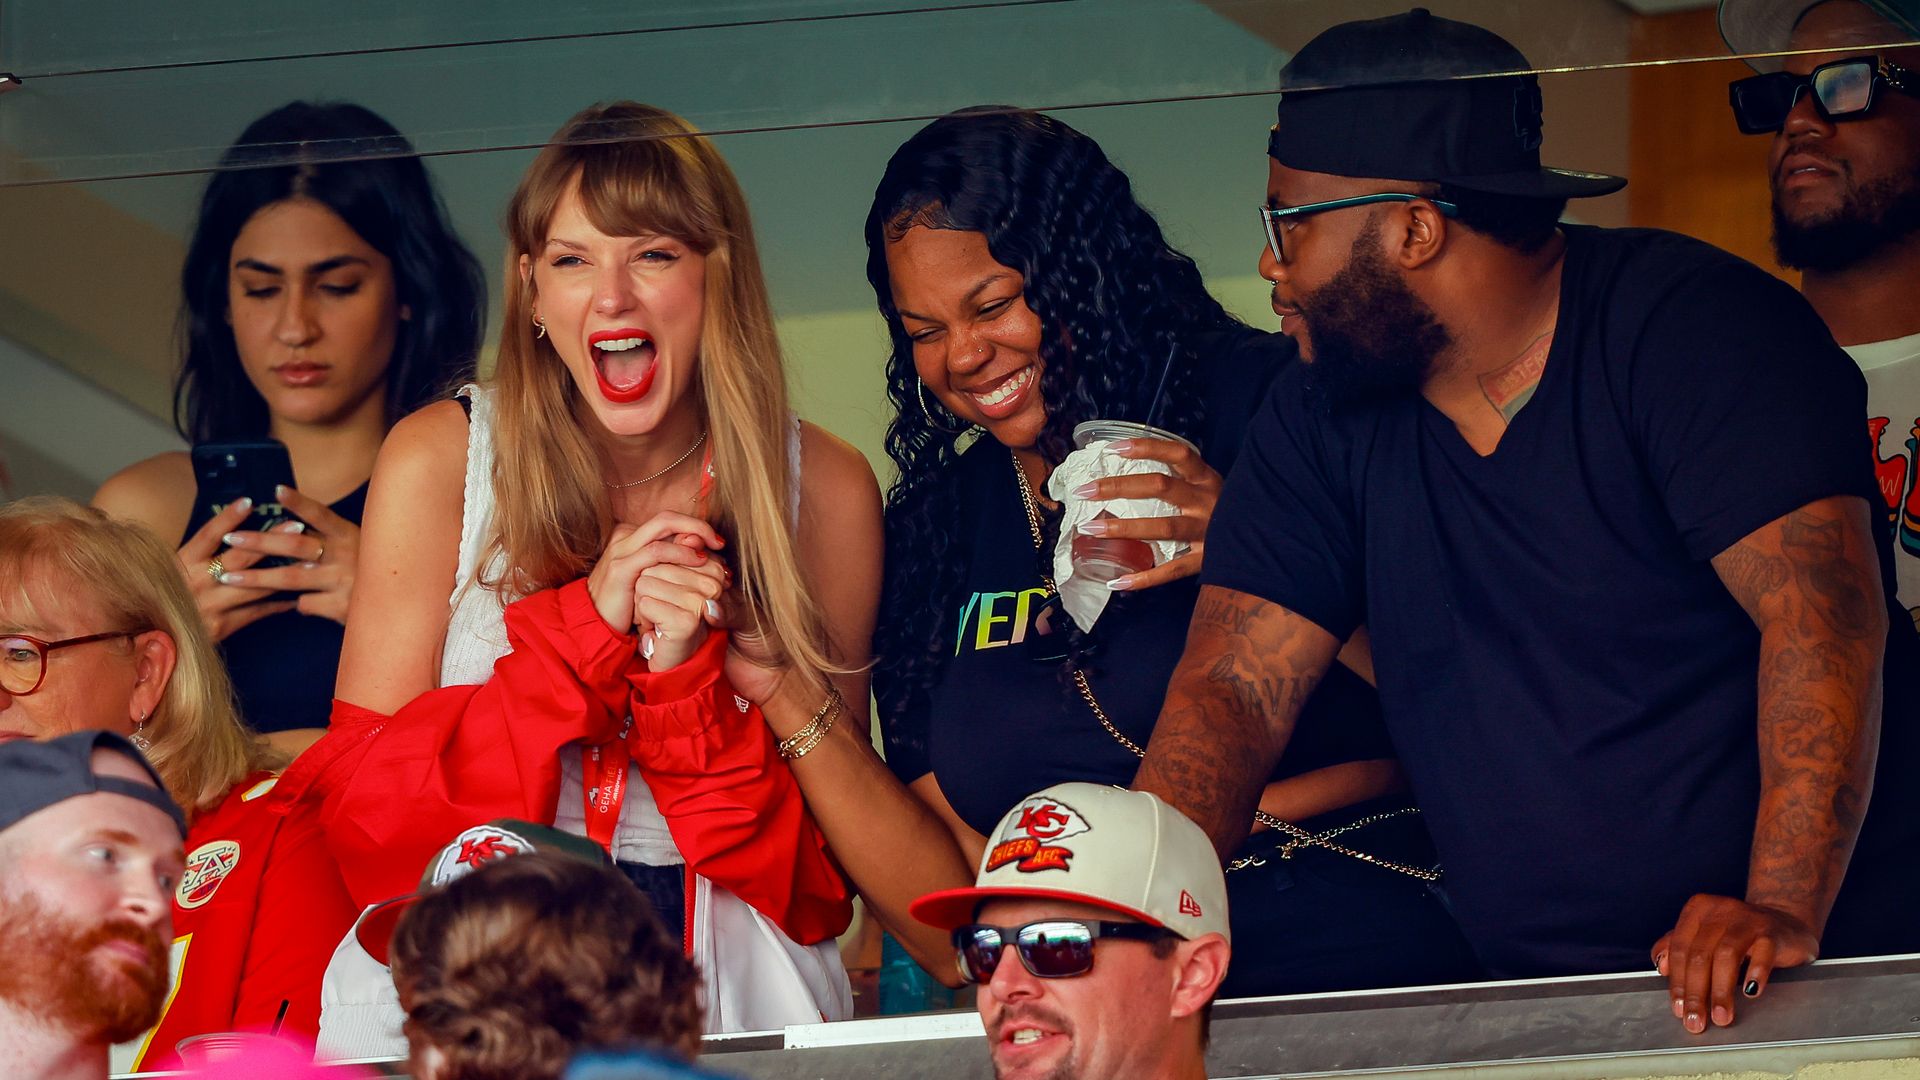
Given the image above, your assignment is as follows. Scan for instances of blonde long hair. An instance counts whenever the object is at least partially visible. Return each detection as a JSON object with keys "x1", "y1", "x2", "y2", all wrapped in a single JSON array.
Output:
[
  {"x1": 0, "y1": 497, "x2": 276, "y2": 819},
  {"x1": 488, "y1": 101, "x2": 834, "y2": 691}
]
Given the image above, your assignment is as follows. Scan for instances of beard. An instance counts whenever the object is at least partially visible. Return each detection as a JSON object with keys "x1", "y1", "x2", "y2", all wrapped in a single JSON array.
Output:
[
  {"x1": 1298, "y1": 221, "x2": 1453, "y2": 409},
  {"x1": 0, "y1": 890, "x2": 170, "y2": 1044},
  {"x1": 1773, "y1": 166, "x2": 1920, "y2": 272}
]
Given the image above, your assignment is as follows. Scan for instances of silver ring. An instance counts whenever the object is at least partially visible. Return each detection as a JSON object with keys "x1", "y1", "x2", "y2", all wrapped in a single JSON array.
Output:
[{"x1": 205, "y1": 557, "x2": 225, "y2": 582}]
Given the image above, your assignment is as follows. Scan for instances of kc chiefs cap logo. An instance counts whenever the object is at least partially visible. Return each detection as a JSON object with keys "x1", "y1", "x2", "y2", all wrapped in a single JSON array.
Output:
[
  {"x1": 986, "y1": 796, "x2": 1092, "y2": 874},
  {"x1": 427, "y1": 825, "x2": 535, "y2": 887},
  {"x1": 176, "y1": 839, "x2": 241, "y2": 910}
]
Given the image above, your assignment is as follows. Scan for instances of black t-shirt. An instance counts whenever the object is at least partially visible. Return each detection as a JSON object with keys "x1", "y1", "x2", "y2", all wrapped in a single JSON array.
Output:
[
  {"x1": 1205, "y1": 226, "x2": 1920, "y2": 977},
  {"x1": 885, "y1": 328, "x2": 1390, "y2": 836}
]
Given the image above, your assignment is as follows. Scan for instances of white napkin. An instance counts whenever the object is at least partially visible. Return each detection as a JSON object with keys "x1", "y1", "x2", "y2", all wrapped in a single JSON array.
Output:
[{"x1": 1046, "y1": 439, "x2": 1185, "y2": 631}]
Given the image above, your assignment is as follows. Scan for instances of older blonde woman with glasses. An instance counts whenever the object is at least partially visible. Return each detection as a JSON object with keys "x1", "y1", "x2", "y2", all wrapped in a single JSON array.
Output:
[{"x1": 0, "y1": 497, "x2": 358, "y2": 1071}]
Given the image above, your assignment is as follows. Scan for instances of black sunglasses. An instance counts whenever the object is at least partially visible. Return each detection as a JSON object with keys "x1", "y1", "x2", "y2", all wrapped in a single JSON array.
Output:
[
  {"x1": 952, "y1": 919, "x2": 1178, "y2": 984},
  {"x1": 1730, "y1": 55, "x2": 1920, "y2": 135}
]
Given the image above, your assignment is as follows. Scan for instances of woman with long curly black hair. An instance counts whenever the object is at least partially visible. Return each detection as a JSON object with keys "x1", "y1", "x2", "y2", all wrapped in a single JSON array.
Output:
[{"x1": 856, "y1": 108, "x2": 1481, "y2": 995}]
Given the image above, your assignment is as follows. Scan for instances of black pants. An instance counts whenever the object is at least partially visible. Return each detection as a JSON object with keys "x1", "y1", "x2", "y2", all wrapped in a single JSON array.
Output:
[
  {"x1": 1219, "y1": 798, "x2": 1483, "y2": 998},
  {"x1": 618, "y1": 860, "x2": 688, "y2": 953}
]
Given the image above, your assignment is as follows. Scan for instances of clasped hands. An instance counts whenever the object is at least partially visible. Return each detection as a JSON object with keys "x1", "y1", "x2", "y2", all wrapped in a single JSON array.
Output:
[{"x1": 1651, "y1": 893, "x2": 1819, "y2": 1034}]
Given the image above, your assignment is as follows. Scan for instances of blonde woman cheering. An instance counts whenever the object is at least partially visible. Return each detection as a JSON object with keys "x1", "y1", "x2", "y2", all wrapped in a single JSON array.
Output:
[{"x1": 282, "y1": 102, "x2": 963, "y2": 1032}]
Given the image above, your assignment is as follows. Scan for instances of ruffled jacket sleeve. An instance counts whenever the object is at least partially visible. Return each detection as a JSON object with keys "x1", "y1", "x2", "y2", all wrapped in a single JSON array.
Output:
[{"x1": 274, "y1": 578, "x2": 852, "y2": 944}]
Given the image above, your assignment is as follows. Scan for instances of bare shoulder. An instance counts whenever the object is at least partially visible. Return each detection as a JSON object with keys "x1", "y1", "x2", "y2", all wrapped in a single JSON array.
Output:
[
  {"x1": 375, "y1": 399, "x2": 470, "y2": 492},
  {"x1": 795, "y1": 421, "x2": 881, "y2": 508},
  {"x1": 92, "y1": 451, "x2": 195, "y2": 541}
]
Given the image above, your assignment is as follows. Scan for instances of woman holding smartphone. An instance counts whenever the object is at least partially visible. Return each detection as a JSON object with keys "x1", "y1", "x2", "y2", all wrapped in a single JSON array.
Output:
[{"x1": 94, "y1": 101, "x2": 486, "y2": 756}]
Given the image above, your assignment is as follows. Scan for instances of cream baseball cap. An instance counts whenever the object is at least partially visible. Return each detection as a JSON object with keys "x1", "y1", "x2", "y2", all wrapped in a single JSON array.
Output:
[{"x1": 911, "y1": 783, "x2": 1230, "y2": 942}]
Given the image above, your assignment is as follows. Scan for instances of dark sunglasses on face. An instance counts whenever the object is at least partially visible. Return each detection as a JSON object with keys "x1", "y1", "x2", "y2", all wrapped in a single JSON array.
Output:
[
  {"x1": 953, "y1": 919, "x2": 1180, "y2": 984},
  {"x1": 1729, "y1": 55, "x2": 1920, "y2": 135}
]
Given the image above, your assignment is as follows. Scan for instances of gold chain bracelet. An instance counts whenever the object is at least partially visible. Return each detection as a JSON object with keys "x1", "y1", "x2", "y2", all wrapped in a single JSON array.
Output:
[{"x1": 778, "y1": 686, "x2": 843, "y2": 760}]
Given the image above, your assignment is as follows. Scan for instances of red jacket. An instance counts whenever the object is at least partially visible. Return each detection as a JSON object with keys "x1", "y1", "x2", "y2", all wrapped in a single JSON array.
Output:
[
  {"x1": 275, "y1": 578, "x2": 851, "y2": 944},
  {"x1": 131, "y1": 773, "x2": 357, "y2": 1071}
]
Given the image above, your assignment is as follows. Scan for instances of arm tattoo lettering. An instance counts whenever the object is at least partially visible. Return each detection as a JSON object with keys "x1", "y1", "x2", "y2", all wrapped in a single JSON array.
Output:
[
  {"x1": 1134, "y1": 586, "x2": 1340, "y2": 856},
  {"x1": 1711, "y1": 496, "x2": 1884, "y2": 929}
]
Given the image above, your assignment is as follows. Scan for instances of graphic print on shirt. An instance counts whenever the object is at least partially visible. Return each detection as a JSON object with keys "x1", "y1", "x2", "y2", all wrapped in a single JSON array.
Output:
[
  {"x1": 952, "y1": 585, "x2": 1067, "y2": 660},
  {"x1": 1866, "y1": 415, "x2": 1920, "y2": 625}
]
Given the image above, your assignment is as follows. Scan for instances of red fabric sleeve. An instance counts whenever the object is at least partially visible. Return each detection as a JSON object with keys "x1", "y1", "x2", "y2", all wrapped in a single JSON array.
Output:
[
  {"x1": 275, "y1": 578, "x2": 852, "y2": 944},
  {"x1": 625, "y1": 633, "x2": 853, "y2": 943},
  {"x1": 276, "y1": 579, "x2": 642, "y2": 907},
  {"x1": 229, "y1": 804, "x2": 358, "y2": 1041}
]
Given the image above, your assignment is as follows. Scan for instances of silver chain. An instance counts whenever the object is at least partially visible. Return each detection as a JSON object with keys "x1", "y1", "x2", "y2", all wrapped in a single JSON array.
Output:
[
  {"x1": 1011, "y1": 454, "x2": 1440, "y2": 883},
  {"x1": 603, "y1": 429, "x2": 708, "y2": 490}
]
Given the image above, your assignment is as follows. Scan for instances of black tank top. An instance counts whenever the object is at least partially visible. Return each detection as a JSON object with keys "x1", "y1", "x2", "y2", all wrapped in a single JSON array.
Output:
[{"x1": 184, "y1": 482, "x2": 369, "y2": 734}]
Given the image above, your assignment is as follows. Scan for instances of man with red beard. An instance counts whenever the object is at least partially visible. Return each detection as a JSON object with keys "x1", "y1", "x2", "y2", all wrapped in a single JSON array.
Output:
[
  {"x1": 1720, "y1": 0, "x2": 1920, "y2": 626},
  {"x1": 1134, "y1": 5, "x2": 1919, "y2": 1041},
  {"x1": 0, "y1": 731, "x2": 186, "y2": 1080}
]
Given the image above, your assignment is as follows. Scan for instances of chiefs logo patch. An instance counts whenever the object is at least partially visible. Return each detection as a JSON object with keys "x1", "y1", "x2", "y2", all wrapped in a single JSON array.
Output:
[
  {"x1": 428, "y1": 825, "x2": 533, "y2": 887},
  {"x1": 176, "y1": 840, "x2": 241, "y2": 910},
  {"x1": 986, "y1": 796, "x2": 1091, "y2": 873}
]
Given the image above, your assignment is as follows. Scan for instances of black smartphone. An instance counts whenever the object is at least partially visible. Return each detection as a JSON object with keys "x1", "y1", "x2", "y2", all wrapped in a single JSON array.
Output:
[{"x1": 186, "y1": 441, "x2": 299, "y2": 566}]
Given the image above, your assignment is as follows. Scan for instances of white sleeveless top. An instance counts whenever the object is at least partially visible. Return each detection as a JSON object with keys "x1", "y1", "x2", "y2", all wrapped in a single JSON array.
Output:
[
  {"x1": 442, "y1": 384, "x2": 801, "y2": 864},
  {"x1": 319, "y1": 387, "x2": 848, "y2": 1043}
]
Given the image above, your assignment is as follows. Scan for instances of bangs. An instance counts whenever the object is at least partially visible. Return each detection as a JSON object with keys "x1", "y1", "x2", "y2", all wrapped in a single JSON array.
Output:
[{"x1": 569, "y1": 137, "x2": 719, "y2": 253}]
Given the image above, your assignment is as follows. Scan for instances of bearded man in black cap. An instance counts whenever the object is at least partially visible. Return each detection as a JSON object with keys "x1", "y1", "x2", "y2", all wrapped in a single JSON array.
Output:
[
  {"x1": 1134, "y1": 6, "x2": 1920, "y2": 1036},
  {"x1": 0, "y1": 731, "x2": 187, "y2": 1080}
]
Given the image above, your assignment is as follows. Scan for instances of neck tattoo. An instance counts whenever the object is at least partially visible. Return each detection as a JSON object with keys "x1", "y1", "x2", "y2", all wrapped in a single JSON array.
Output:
[{"x1": 1478, "y1": 330, "x2": 1554, "y2": 426}]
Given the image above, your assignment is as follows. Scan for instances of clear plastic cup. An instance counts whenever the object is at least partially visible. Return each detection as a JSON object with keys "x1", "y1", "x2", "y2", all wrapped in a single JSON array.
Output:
[
  {"x1": 174, "y1": 1031, "x2": 284, "y2": 1067},
  {"x1": 1067, "y1": 420, "x2": 1197, "y2": 583}
]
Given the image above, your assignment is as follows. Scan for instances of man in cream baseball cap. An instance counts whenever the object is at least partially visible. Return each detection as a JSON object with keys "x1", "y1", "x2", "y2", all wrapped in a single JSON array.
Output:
[{"x1": 912, "y1": 783, "x2": 1229, "y2": 1080}]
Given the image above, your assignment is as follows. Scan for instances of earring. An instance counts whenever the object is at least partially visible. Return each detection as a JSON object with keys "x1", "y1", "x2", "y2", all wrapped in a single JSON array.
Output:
[
  {"x1": 532, "y1": 315, "x2": 547, "y2": 340},
  {"x1": 917, "y1": 378, "x2": 969, "y2": 435},
  {"x1": 131, "y1": 712, "x2": 152, "y2": 753}
]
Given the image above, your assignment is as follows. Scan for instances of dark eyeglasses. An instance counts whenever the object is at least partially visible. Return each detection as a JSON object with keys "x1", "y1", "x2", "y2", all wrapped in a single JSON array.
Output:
[
  {"x1": 0, "y1": 631, "x2": 148, "y2": 696},
  {"x1": 1258, "y1": 193, "x2": 1460, "y2": 265},
  {"x1": 952, "y1": 919, "x2": 1179, "y2": 984},
  {"x1": 1729, "y1": 55, "x2": 1920, "y2": 135}
]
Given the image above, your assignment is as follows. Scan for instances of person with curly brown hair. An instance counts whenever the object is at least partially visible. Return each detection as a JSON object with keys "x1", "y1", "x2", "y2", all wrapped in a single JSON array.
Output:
[{"x1": 388, "y1": 847, "x2": 701, "y2": 1080}]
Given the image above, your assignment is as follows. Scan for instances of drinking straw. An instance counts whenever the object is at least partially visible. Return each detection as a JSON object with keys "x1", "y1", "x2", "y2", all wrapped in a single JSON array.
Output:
[
  {"x1": 1143, "y1": 340, "x2": 1179, "y2": 430},
  {"x1": 269, "y1": 999, "x2": 291, "y2": 1036}
]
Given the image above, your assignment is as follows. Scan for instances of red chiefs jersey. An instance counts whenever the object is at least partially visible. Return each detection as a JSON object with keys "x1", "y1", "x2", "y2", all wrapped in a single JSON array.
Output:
[{"x1": 127, "y1": 772, "x2": 358, "y2": 1072}]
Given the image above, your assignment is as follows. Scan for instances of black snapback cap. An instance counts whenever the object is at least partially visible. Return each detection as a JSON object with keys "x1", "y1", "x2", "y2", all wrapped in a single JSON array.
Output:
[
  {"x1": 0, "y1": 730, "x2": 187, "y2": 838},
  {"x1": 1719, "y1": 0, "x2": 1920, "y2": 72},
  {"x1": 1271, "y1": 7, "x2": 1625, "y2": 199}
]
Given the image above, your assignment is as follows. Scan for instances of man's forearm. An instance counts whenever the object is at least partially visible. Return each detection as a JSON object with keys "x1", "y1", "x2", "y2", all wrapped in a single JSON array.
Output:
[
  {"x1": 1719, "y1": 501, "x2": 1885, "y2": 931},
  {"x1": 1135, "y1": 586, "x2": 1339, "y2": 857}
]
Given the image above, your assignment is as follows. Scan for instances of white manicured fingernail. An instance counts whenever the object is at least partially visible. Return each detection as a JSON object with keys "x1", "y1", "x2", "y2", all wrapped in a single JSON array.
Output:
[
  {"x1": 218, "y1": 572, "x2": 245, "y2": 585},
  {"x1": 1106, "y1": 576, "x2": 1134, "y2": 591},
  {"x1": 705, "y1": 599, "x2": 722, "y2": 621},
  {"x1": 281, "y1": 521, "x2": 306, "y2": 534},
  {"x1": 275, "y1": 484, "x2": 291, "y2": 499},
  {"x1": 222, "y1": 532, "x2": 244, "y2": 546},
  {"x1": 641, "y1": 635, "x2": 655, "y2": 660}
]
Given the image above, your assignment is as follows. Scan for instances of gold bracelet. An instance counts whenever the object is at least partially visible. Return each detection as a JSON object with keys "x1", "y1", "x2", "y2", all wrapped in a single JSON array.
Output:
[{"x1": 778, "y1": 687, "x2": 842, "y2": 760}]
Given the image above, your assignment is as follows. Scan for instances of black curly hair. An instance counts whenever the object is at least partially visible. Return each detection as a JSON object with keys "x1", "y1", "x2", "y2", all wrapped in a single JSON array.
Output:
[{"x1": 864, "y1": 107, "x2": 1243, "y2": 770}]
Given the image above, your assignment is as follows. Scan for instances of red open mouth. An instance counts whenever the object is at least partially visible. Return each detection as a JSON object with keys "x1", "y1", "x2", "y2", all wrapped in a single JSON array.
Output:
[{"x1": 588, "y1": 328, "x2": 657, "y2": 404}]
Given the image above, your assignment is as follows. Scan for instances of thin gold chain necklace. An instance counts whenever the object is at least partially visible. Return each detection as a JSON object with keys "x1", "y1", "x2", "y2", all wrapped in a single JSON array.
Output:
[
  {"x1": 1009, "y1": 453, "x2": 1439, "y2": 882},
  {"x1": 604, "y1": 429, "x2": 707, "y2": 490}
]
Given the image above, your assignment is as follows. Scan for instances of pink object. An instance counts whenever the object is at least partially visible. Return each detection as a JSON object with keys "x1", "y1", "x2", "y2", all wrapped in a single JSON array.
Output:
[{"x1": 174, "y1": 1033, "x2": 377, "y2": 1078}]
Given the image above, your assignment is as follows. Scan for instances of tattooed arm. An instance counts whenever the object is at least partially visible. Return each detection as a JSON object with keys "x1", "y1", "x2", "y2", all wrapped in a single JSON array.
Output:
[
  {"x1": 1654, "y1": 494, "x2": 1885, "y2": 1033},
  {"x1": 1133, "y1": 585, "x2": 1342, "y2": 857}
]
